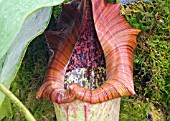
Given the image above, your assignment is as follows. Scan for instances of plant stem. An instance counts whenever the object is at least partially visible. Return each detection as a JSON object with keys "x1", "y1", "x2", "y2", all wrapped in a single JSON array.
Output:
[{"x1": 0, "y1": 82, "x2": 36, "y2": 121}]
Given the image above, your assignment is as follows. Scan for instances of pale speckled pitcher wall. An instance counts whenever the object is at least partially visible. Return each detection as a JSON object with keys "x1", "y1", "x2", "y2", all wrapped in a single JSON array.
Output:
[{"x1": 54, "y1": 98, "x2": 121, "y2": 121}]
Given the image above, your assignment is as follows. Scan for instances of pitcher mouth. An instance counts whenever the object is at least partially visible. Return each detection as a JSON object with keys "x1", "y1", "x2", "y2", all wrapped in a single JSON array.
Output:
[
  {"x1": 36, "y1": 0, "x2": 141, "y2": 104},
  {"x1": 64, "y1": 0, "x2": 106, "y2": 90}
]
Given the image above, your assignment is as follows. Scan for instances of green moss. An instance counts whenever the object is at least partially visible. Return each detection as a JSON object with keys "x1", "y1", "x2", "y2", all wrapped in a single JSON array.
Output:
[
  {"x1": 4, "y1": 35, "x2": 56, "y2": 121},
  {"x1": 120, "y1": 0, "x2": 170, "y2": 120},
  {"x1": 120, "y1": 97, "x2": 150, "y2": 121}
]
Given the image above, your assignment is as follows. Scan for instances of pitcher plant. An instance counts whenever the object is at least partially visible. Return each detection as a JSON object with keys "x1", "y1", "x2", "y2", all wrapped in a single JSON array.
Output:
[{"x1": 36, "y1": 0, "x2": 140, "y2": 120}]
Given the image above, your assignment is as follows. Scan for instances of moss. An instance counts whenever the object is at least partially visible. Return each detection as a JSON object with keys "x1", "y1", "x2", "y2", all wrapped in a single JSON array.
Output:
[
  {"x1": 120, "y1": 0, "x2": 170, "y2": 120},
  {"x1": 6, "y1": 35, "x2": 56, "y2": 121}
]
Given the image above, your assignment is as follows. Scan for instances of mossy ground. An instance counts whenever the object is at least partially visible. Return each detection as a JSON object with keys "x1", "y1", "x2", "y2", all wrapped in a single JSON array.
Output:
[
  {"x1": 3, "y1": 0, "x2": 170, "y2": 121},
  {"x1": 119, "y1": 1, "x2": 170, "y2": 120}
]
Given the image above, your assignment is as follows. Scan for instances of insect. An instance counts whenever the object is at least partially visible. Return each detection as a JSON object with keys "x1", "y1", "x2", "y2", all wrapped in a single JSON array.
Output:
[{"x1": 36, "y1": 0, "x2": 140, "y2": 104}]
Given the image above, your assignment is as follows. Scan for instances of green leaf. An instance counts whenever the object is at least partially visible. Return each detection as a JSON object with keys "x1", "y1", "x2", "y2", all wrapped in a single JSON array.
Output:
[
  {"x1": 0, "y1": 0, "x2": 64, "y2": 114},
  {"x1": 0, "y1": 97, "x2": 12, "y2": 120},
  {"x1": 0, "y1": 0, "x2": 63, "y2": 60},
  {"x1": 0, "y1": 7, "x2": 52, "y2": 112}
]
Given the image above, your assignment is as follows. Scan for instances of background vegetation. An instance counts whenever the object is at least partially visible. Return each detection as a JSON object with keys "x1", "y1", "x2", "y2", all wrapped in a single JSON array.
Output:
[{"x1": 1, "y1": 0, "x2": 169, "y2": 121}]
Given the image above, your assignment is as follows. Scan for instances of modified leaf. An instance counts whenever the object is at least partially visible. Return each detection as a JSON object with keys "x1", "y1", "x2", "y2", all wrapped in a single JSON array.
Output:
[
  {"x1": 36, "y1": 0, "x2": 140, "y2": 120},
  {"x1": 37, "y1": 0, "x2": 141, "y2": 103}
]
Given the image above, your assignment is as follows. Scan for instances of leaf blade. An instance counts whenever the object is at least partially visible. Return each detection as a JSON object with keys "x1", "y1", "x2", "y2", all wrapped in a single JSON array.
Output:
[
  {"x1": 0, "y1": 0, "x2": 64, "y2": 59},
  {"x1": 0, "y1": 7, "x2": 52, "y2": 108}
]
